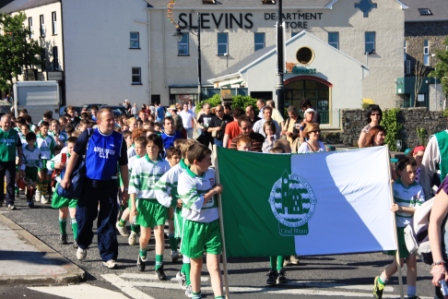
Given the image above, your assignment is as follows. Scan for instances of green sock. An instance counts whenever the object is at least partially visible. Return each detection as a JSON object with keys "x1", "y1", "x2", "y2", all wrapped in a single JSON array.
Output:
[
  {"x1": 59, "y1": 218, "x2": 67, "y2": 234},
  {"x1": 277, "y1": 256, "x2": 284, "y2": 271},
  {"x1": 214, "y1": 297, "x2": 225, "y2": 299},
  {"x1": 192, "y1": 292, "x2": 202, "y2": 299},
  {"x1": 269, "y1": 256, "x2": 276, "y2": 270},
  {"x1": 71, "y1": 218, "x2": 78, "y2": 239},
  {"x1": 131, "y1": 224, "x2": 140, "y2": 233},
  {"x1": 155, "y1": 254, "x2": 163, "y2": 270},
  {"x1": 184, "y1": 263, "x2": 191, "y2": 285},
  {"x1": 169, "y1": 233, "x2": 177, "y2": 251},
  {"x1": 139, "y1": 248, "x2": 147, "y2": 258},
  {"x1": 378, "y1": 276, "x2": 386, "y2": 288},
  {"x1": 118, "y1": 219, "x2": 126, "y2": 227}
]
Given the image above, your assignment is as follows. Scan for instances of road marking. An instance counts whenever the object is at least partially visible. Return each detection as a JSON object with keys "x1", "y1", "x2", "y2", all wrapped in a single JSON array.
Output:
[
  {"x1": 29, "y1": 285, "x2": 130, "y2": 299},
  {"x1": 128, "y1": 281, "x2": 433, "y2": 298},
  {"x1": 119, "y1": 272, "x2": 209, "y2": 282},
  {"x1": 102, "y1": 273, "x2": 156, "y2": 299}
]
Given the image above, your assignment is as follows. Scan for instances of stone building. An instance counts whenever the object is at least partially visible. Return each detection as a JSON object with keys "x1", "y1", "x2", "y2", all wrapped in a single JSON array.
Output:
[{"x1": 397, "y1": 0, "x2": 448, "y2": 110}]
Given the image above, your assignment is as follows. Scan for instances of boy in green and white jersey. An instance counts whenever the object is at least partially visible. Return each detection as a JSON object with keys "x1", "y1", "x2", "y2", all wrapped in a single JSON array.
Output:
[
  {"x1": 35, "y1": 121, "x2": 56, "y2": 203},
  {"x1": 21, "y1": 132, "x2": 43, "y2": 208},
  {"x1": 129, "y1": 134, "x2": 170, "y2": 279},
  {"x1": 47, "y1": 137, "x2": 79, "y2": 246},
  {"x1": 116, "y1": 135, "x2": 146, "y2": 245},
  {"x1": 178, "y1": 143, "x2": 224, "y2": 299}
]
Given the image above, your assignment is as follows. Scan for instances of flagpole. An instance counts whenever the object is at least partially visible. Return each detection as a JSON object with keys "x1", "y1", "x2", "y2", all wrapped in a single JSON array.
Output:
[
  {"x1": 386, "y1": 145, "x2": 404, "y2": 299},
  {"x1": 213, "y1": 145, "x2": 231, "y2": 299}
]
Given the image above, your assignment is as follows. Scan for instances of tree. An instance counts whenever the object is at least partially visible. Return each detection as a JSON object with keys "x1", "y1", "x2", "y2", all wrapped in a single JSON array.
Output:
[
  {"x1": 413, "y1": 60, "x2": 429, "y2": 107},
  {"x1": 429, "y1": 36, "x2": 448, "y2": 99},
  {"x1": 0, "y1": 12, "x2": 43, "y2": 93}
]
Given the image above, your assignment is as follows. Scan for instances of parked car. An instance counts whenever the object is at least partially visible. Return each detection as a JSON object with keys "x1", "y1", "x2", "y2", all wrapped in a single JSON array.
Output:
[{"x1": 59, "y1": 106, "x2": 82, "y2": 117}]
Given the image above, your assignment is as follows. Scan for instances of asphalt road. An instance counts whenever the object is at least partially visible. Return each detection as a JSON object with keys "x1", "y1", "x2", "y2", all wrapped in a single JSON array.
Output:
[{"x1": 0, "y1": 194, "x2": 439, "y2": 299}]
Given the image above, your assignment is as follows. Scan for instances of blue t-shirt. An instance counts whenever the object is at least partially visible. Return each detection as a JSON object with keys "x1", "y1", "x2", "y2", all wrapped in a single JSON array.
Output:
[{"x1": 161, "y1": 131, "x2": 183, "y2": 153}]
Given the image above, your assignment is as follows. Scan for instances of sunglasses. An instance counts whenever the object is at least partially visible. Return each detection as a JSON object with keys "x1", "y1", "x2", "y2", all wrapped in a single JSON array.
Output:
[{"x1": 309, "y1": 130, "x2": 321, "y2": 134}]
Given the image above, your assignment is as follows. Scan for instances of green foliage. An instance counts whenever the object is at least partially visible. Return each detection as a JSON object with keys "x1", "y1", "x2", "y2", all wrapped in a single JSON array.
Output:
[
  {"x1": 382, "y1": 108, "x2": 402, "y2": 151},
  {"x1": 429, "y1": 36, "x2": 448, "y2": 97},
  {"x1": 416, "y1": 127, "x2": 427, "y2": 146},
  {"x1": 0, "y1": 12, "x2": 43, "y2": 92},
  {"x1": 443, "y1": 108, "x2": 448, "y2": 118},
  {"x1": 196, "y1": 94, "x2": 258, "y2": 113},
  {"x1": 361, "y1": 98, "x2": 375, "y2": 110}
]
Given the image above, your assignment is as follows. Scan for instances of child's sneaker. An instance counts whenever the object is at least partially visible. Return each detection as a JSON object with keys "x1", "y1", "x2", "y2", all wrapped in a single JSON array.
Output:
[
  {"x1": 40, "y1": 194, "x2": 49, "y2": 204},
  {"x1": 266, "y1": 269, "x2": 277, "y2": 286},
  {"x1": 34, "y1": 190, "x2": 41, "y2": 202},
  {"x1": 27, "y1": 201, "x2": 34, "y2": 208},
  {"x1": 155, "y1": 264, "x2": 167, "y2": 280},
  {"x1": 76, "y1": 247, "x2": 87, "y2": 261},
  {"x1": 290, "y1": 255, "x2": 300, "y2": 265},
  {"x1": 116, "y1": 221, "x2": 129, "y2": 237},
  {"x1": 185, "y1": 284, "x2": 192, "y2": 297},
  {"x1": 128, "y1": 231, "x2": 137, "y2": 245},
  {"x1": 171, "y1": 250, "x2": 179, "y2": 262},
  {"x1": 276, "y1": 268, "x2": 287, "y2": 284},
  {"x1": 373, "y1": 276, "x2": 384, "y2": 299},
  {"x1": 59, "y1": 234, "x2": 68, "y2": 244},
  {"x1": 102, "y1": 260, "x2": 118, "y2": 269},
  {"x1": 176, "y1": 271, "x2": 187, "y2": 289},
  {"x1": 137, "y1": 255, "x2": 146, "y2": 272},
  {"x1": 7, "y1": 204, "x2": 16, "y2": 210}
]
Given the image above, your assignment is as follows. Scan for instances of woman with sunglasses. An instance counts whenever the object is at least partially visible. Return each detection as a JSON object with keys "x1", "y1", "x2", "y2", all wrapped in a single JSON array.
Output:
[
  {"x1": 358, "y1": 105, "x2": 383, "y2": 148},
  {"x1": 297, "y1": 123, "x2": 327, "y2": 153}
]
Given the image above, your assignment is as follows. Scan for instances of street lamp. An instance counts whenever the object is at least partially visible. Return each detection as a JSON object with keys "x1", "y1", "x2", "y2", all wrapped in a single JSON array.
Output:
[
  {"x1": 173, "y1": 13, "x2": 202, "y2": 103},
  {"x1": 275, "y1": 0, "x2": 285, "y2": 116}
]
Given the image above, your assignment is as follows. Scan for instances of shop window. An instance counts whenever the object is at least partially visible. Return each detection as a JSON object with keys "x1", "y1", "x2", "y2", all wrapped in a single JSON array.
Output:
[
  {"x1": 178, "y1": 32, "x2": 189, "y2": 56},
  {"x1": 52, "y1": 46, "x2": 59, "y2": 70},
  {"x1": 365, "y1": 32, "x2": 375, "y2": 54},
  {"x1": 254, "y1": 32, "x2": 265, "y2": 51},
  {"x1": 296, "y1": 47, "x2": 313, "y2": 64},
  {"x1": 130, "y1": 32, "x2": 140, "y2": 49},
  {"x1": 217, "y1": 33, "x2": 228, "y2": 56},
  {"x1": 132, "y1": 67, "x2": 141, "y2": 85},
  {"x1": 328, "y1": 32, "x2": 339, "y2": 49}
]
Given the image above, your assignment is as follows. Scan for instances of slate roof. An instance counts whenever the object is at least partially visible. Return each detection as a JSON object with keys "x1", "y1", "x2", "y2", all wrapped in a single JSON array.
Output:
[
  {"x1": 146, "y1": 0, "x2": 335, "y2": 9},
  {"x1": 0, "y1": 0, "x2": 58, "y2": 13},
  {"x1": 403, "y1": 0, "x2": 448, "y2": 22}
]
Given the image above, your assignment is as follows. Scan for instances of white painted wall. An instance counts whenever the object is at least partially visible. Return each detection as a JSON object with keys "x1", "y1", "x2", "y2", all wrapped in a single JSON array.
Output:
[{"x1": 62, "y1": 0, "x2": 149, "y2": 106}]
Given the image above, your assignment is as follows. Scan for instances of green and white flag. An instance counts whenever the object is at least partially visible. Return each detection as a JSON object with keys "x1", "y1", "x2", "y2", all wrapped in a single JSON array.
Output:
[{"x1": 217, "y1": 146, "x2": 396, "y2": 257}]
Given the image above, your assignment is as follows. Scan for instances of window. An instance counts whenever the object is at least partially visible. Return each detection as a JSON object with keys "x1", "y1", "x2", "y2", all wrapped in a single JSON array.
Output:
[
  {"x1": 132, "y1": 67, "x2": 142, "y2": 84},
  {"x1": 130, "y1": 32, "x2": 139, "y2": 49},
  {"x1": 177, "y1": 32, "x2": 189, "y2": 56},
  {"x1": 28, "y1": 17, "x2": 33, "y2": 39},
  {"x1": 52, "y1": 12, "x2": 57, "y2": 35},
  {"x1": 404, "y1": 40, "x2": 407, "y2": 61},
  {"x1": 365, "y1": 32, "x2": 375, "y2": 54},
  {"x1": 39, "y1": 15, "x2": 45, "y2": 37},
  {"x1": 41, "y1": 48, "x2": 46, "y2": 71},
  {"x1": 328, "y1": 32, "x2": 339, "y2": 49},
  {"x1": 254, "y1": 32, "x2": 265, "y2": 51},
  {"x1": 423, "y1": 40, "x2": 429, "y2": 66},
  {"x1": 217, "y1": 33, "x2": 228, "y2": 56},
  {"x1": 52, "y1": 46, "x2": 58, "y2": 70},
  {"x1": 418, "y1": 8, "x2": 432, "y2": 15},
  {"x1": 296, "y1": 47, "x2": 313, "y2": 64}
]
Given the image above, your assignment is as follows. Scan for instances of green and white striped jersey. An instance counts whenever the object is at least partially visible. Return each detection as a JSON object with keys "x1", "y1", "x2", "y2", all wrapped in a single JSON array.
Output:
[
  {"x1": 128, "y1": 155, "x2": 170, "y2": 200},
  {"x1": 22, "y1": 145, "x2": 42, "y2": 168},
  {"x1": 178, "y1": 167, "x2": 218, "y2": 223},
  {"x1": 393, "y1": 178, "x2": 425, "y2": 227},
  {"x1": 155, "y1": 159, "x2": 189, "y2": 208},
  {"x1": 36, "y1": 133, "x2": 55, "y2": 160}
]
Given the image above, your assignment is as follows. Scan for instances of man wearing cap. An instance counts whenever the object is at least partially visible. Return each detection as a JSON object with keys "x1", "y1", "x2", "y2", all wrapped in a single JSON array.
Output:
[
  {"x1": 299, "y1": 108, "x2": 316, "y2": 142},
  {"x1": 252, "y1": 106, "x2": 280, "y2": 139},
  {"x1": 300, "y1": 98, "x2": 320, "y2": 124},
  {"x1": 208, "y1": 104, "x2": 233, "y2": 147},
  {"x1": 167, "y1": 105, "x2": 184, "y2": 136}
]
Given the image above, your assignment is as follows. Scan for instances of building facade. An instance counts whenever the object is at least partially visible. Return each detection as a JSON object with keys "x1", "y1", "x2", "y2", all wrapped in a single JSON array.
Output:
[{"x1": 148, "y1": 0, "x2": 406, "y2": 128}]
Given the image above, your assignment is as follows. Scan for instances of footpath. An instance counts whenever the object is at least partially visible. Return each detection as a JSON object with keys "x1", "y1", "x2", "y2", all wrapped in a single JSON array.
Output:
[{"x1": 0, "y1": 213, "x2": 84, "y2": 286}]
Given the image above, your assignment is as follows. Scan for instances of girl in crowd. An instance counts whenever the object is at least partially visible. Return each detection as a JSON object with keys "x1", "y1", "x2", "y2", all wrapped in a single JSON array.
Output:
[{"x1": 358, "y1": 105, "x2": 382, "y2": 147}]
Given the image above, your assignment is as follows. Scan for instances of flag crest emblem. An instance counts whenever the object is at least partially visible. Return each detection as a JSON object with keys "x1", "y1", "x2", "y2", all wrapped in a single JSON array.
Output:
[{"x1": 269, "y1": 170, "x2": 317, "y2": 236}]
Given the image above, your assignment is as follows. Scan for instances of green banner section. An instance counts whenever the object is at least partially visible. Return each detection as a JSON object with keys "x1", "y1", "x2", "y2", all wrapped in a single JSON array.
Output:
[{"x1": 217, "y1": 147, "x2": 296, "y2": 257}]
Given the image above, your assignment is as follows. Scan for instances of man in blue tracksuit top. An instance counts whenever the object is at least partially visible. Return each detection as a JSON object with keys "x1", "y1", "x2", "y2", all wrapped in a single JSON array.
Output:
[{"x1": 61, "y1": 108, "x2": 129, "y2": 269}]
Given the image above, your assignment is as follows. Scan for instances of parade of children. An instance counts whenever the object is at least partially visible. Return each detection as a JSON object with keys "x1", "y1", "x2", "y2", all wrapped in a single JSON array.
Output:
[{"x1": 3, "y1": 101, "x2": 446, "y2": 299}]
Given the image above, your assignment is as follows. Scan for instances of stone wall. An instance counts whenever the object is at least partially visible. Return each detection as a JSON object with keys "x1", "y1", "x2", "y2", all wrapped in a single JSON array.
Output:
[{"x1": 321, "y1": 108, "x2": 447, "y2": 149}]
